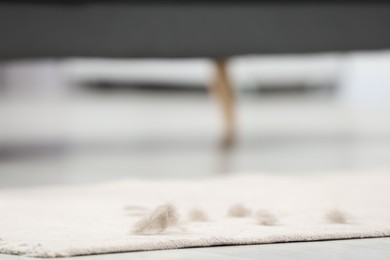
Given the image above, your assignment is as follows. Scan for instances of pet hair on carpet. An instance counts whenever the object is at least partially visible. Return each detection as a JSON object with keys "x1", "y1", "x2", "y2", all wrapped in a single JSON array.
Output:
[
  {"x1": 227, "y1": 203, "x2": 252, "y2": 217},
  {"x1": 132, "y1": 203, "x2": 180, "y2": 234}
]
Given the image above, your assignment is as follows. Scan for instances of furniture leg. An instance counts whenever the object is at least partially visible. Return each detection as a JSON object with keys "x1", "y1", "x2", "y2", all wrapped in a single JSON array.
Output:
[{"x1": 210, "y1": 59, "x2": 235, "y2": 149}]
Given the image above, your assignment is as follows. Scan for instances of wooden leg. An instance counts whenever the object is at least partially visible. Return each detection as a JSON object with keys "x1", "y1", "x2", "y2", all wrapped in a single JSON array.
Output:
[{"x1": 210, "y1": 59, "x2": 235, "y2": 149}]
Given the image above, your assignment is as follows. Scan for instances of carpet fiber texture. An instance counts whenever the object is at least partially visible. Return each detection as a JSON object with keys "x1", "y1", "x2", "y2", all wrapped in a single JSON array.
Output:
[{"x1": 1, "y1": 171, "x2": 390, "y2": 257}]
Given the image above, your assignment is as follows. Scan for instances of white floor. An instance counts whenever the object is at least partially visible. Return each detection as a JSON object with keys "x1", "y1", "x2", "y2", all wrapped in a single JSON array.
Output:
[{"x1": 2, "y1": 91, "x2": 390, "y2": 185}]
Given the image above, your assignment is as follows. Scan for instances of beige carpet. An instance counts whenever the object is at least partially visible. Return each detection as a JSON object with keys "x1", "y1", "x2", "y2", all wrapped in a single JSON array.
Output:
[{"x1": 1, "y1": 171, "x2": 390, "y2": 258}]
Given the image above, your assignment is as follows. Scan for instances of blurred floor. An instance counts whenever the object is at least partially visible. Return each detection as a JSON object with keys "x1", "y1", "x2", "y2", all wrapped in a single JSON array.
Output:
[
  {"x1": 1, "y1": 89, "x2": 390, "y2": 188},
  {"x1": 2, "y1": 52, "x2": 390, "y2": 188}
]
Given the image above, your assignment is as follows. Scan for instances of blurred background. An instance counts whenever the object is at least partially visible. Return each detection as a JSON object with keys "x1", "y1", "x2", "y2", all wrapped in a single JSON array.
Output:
[{"x1": 1, "y1": 51, "x2": 390, "y2": 187}]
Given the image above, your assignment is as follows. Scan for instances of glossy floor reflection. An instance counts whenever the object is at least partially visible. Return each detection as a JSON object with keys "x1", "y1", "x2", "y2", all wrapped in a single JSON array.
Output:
[{"x1": 1, "y1": 91, "x2": 390, "y2": 187}]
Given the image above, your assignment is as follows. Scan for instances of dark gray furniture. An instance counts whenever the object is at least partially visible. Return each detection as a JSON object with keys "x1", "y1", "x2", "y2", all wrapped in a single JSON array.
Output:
[
  {"x1": 1, "y1": 1, "x2": 390, "y2": 58},
  {"x1": 1, "y1": 1, "x2": 390, "y2": 145}
]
